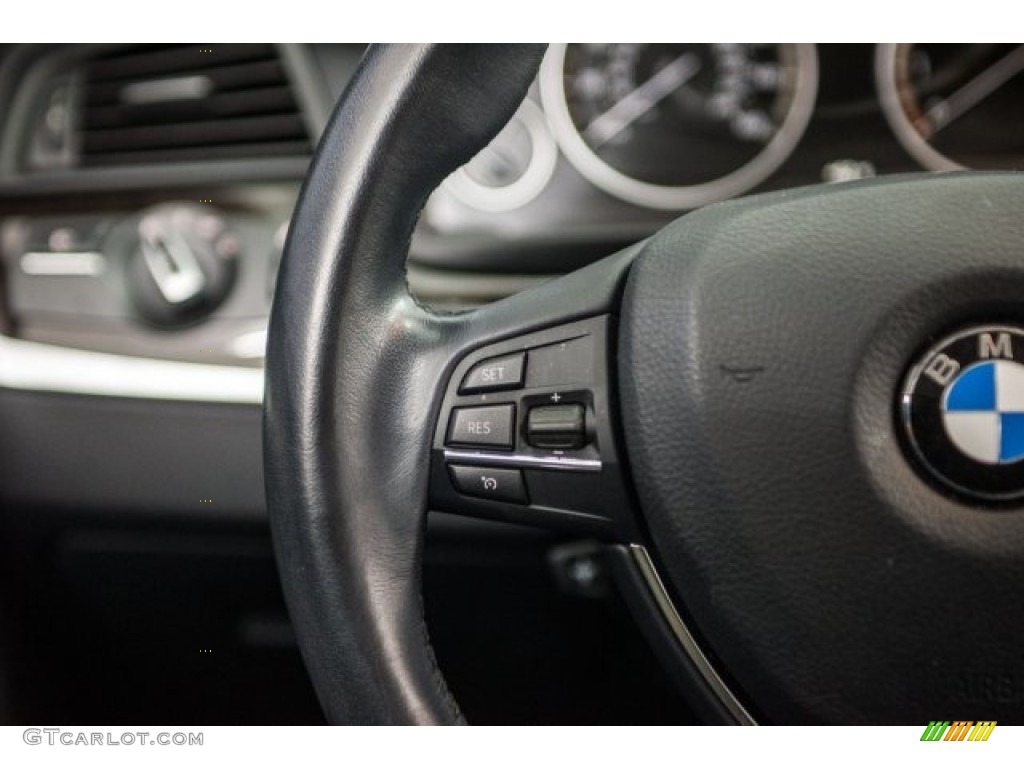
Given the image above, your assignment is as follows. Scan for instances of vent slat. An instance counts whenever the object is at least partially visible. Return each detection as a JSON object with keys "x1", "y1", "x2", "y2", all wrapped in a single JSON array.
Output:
[
  {"x1": 86, "y1": 44, "x2": 275, "y2": 82},
  {"x1": 86, "y1": 60, "x2": 289, "y2": 106},
  {"x1": 83, "y1": 86, "x2": 298, "y2": 130},
  {"x1": 82, "y1": 114, "x2": 307, "y2": 154},
  {"x1": 72, "y1": 44, "x2": 311, "y2": 167},
  {"x1": 80, "y1": 141, "x2": 311, "y2": 168}
]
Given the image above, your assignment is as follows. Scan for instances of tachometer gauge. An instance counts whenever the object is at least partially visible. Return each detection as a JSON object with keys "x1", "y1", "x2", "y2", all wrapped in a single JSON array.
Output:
[
  {"x1": 877, "y1": 44, "x2": 1024, "y2": 171},
  {"x1": 539, "y1": 43, "x2": 818, "y2": 210},
  {"x1": 443, "y1": 98, "x2": 558, "y2": 213}
]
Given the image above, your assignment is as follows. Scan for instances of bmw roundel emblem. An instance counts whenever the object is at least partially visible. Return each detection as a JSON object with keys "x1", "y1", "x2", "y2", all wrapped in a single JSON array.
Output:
[{"x1": 902, "y1": 325, "x2": 1024, "y2": 501}]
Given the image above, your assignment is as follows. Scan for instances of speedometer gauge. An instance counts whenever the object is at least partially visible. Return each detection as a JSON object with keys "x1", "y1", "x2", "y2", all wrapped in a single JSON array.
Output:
[
  {"x1": 877, "y1": 44, "x2": 1024, "y2": 172},
  {"x1": 539, "y1": 43, "x2": 818, "y2": 210}
]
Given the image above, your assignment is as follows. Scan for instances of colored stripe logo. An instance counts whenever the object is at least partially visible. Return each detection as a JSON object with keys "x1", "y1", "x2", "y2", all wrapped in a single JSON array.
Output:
[{"x1": 920, "y1": 721, "x2": 996, "y2": 741}]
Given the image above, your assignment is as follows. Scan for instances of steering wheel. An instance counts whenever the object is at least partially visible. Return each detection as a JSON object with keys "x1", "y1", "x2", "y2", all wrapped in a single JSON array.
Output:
[{"x1": 264, "y1": 44, "x2": 1024, "y2": 724}]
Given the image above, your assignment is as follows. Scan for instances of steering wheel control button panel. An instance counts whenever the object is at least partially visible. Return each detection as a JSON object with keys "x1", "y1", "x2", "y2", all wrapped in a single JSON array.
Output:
[
  {"x1": 446, "y1": 404, "x2": 515, "y2": 449},
  {"x1": 527, "y1": 404, "x2": 587, "y2": 449},
  {"x1": 902, "y1": 325, "x2": 1024, "y2": 502},
  {"x1": 431, "y1": 316, "x2": 636, "y2": 536},
  {"x1": 458, "y1": 352, "x2": 525, "y2": 393},
  {"x1": 448, "y1": 465, "x2": 527, "y2": 504}
]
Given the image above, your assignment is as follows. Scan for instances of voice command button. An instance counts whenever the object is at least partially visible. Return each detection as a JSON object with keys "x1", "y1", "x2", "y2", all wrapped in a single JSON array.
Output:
[{"x1": 448, "y1": 465, "x2": 527, "y2": 504}]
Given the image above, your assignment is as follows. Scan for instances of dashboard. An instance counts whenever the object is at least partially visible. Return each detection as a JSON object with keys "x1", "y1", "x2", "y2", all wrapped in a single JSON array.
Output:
[
  {"x1": 0, "y1": 42, "x2": 1022, "y2": 725},
  {"x1": 3, "y1": 44, "x2": 1023, "y2": 368}
]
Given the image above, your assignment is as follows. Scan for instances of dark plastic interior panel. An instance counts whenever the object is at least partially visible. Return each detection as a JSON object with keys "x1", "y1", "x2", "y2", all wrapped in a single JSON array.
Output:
[
  {"x1": 0, "y1": 387, "x2": 559, "y2": 536},
  {"x1": 0, "y1": 388, "x2": 265, "y2": 519}
]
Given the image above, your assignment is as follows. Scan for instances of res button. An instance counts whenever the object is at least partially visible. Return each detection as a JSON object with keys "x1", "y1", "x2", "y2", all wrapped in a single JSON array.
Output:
[
  {"x1": 446, "y1": 404, "x2": 515, "y2": 449},
  {"x1": 459, "y1": 352, "x2": 525, "y2": 393}
]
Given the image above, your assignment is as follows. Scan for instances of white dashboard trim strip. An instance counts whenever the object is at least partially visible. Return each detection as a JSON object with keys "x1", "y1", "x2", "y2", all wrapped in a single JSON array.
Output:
[{"x1": 0, "y1": 335, "x2": 264, "y2": 404}]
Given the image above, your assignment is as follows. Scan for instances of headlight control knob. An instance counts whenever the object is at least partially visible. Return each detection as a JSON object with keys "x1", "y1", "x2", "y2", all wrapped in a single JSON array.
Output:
[{"x1": 127, "y1": 204, "x2": 239, "y2": 326}]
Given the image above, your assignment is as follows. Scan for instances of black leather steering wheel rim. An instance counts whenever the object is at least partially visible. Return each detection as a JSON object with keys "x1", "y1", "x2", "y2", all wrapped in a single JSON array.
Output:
[{"x1": 264, "y1": 45, "x2": 547, "y2": 724}]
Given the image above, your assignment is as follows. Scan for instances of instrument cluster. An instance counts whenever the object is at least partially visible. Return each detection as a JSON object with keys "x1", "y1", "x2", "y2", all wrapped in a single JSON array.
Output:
[{"x1": 422, "y1": 44, "x2": 1024, "y2": 254}]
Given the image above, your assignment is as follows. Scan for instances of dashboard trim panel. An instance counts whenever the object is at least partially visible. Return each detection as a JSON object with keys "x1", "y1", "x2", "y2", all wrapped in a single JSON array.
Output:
[{"x1": 0, "y1": 334, "x2": 264, "y2": 403}]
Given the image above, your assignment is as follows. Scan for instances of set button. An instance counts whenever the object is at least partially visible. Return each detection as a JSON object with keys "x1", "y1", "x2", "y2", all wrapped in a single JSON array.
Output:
[{"x1": 459, "y1": 352, "x2": 525, "y2": 394}]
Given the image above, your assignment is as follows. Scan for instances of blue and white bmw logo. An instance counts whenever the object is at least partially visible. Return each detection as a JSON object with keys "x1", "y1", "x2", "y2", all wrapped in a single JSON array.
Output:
[{"x1": 902, "y1": 326, "x2": 1024, "y2": 501}]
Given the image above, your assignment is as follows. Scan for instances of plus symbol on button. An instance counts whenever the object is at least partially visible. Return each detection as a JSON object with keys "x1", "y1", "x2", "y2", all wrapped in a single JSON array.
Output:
[{"x1": 550, "y1": 393, "x2": 561, "y2": 403}]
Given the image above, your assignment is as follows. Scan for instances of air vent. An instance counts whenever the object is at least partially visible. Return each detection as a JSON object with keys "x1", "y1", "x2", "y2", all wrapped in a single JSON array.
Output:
[{"x1": 75, "y1": 44, "x2": 312, "y2": 167}]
